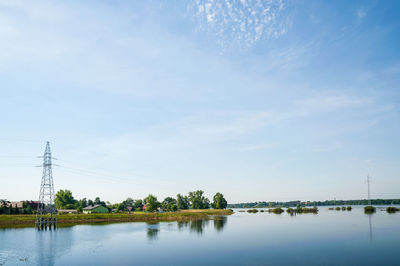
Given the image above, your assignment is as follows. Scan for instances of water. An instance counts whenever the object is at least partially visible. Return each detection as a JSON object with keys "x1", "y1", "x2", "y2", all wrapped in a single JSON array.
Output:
[{"x1": 1, "y1": 206, "x2": 399, "y2": 265}]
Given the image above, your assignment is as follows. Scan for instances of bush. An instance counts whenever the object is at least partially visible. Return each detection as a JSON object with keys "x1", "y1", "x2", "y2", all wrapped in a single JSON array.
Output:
[
  {"x1": 347, "y1": 206, "x2": 352, "y2": 211},
  {"x1": 341, "y1": 206, "x2": 346, "y2": 211},
  {"x1": 268, "y1": 207, "x2": 284, "y2": 214},
  {"x1": 364, "y1": 206, "x2": 376, "y2": 214},
  {"x1": 335, "y1": 207, "x2": 341, "y2": 211},
  {"x1": 247, "y1": 209, "x2": 258, "y2": 213},
  {"x1": 386, "y1": 207, "x2": 400, "y2": 213},
  {"x1": 296, "y1": 207, "x2": 318, "y2": 214}
]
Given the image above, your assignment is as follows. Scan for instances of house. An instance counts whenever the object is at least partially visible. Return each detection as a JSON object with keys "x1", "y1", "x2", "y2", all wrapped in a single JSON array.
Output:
[
  {"x1": 58, "y1": 209, "x2": 78, "y2": 214},
  {"x1": 82, "y1": 204, "x2": 109, "y2": 214}
]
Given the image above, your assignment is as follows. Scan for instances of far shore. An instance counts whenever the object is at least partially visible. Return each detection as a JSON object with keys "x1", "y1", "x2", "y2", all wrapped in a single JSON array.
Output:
[{"x1": 0, "y1": 209, "x2": 233, "y2": 228}]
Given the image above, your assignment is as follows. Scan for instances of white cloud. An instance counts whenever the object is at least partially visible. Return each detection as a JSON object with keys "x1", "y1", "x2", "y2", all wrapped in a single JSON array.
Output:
[{"x1": 191, "y1": 0, "x2": 288, "y2": 49}]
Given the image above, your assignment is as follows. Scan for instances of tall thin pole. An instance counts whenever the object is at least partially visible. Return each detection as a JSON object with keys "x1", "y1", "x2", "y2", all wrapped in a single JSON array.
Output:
[{"x1": 367, "y1": 175, "x2": 371, "y2": 206}]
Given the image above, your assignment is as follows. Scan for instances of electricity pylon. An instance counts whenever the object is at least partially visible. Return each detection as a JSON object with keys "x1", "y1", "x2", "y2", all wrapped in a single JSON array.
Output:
[{"x1": 35, "y1": 141, "x2": 57, "y2": 230}]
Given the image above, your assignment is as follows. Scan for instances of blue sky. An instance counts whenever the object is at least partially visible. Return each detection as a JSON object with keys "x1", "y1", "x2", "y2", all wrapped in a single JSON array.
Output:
[{"x1": 0, "y1": 0, "x2": 399, "y2": 203}]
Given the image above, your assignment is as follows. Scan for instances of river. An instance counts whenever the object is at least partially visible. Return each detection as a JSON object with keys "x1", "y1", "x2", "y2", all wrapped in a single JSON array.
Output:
[{"x1": 0, "y1": 206, "x2": 399, "y2": 265}]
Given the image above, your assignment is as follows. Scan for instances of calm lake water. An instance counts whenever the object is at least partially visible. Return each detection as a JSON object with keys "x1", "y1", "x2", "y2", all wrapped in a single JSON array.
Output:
[{"x1": 1, "y1": 206, "x2": 399, "y2": 265}]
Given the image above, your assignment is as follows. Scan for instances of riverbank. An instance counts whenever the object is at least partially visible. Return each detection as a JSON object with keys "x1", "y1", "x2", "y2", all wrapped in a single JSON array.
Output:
[{"x1": 0, "y1": 209, "x2": 233, "y2": 228}]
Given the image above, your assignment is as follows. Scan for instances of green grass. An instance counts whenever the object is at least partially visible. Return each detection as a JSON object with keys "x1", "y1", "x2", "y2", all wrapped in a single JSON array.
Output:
[{"x1": 0, "y1": 209, "x2": 234, "y2": 228}]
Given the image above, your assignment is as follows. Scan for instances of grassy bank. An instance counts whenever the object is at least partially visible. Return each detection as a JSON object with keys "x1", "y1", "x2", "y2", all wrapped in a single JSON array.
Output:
[{"x1": 0, "y1": 209, "x2": 233, "y2": 228}]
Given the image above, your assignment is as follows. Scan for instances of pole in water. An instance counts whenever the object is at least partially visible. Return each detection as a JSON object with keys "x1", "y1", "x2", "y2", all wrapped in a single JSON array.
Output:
[
  {"x1": 36, "y1": 141, "x2": 58, "y2": 230},
  {"x1": 367, "y1": 175, "x2": 371, "y2": 206}
]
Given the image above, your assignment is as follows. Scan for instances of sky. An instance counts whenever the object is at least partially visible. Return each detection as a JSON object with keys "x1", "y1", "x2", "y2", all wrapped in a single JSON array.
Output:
[{"x1": 0, "y1": 0, "x2": 399, "y2": 204}]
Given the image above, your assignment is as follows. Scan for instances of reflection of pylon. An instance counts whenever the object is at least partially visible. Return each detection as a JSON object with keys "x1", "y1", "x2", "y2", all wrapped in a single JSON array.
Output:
[{"x1": 35, "y1": 141, "x2": 57, "y2": 230}]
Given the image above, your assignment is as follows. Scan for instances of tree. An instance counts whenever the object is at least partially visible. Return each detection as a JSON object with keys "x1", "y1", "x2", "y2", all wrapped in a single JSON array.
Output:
[
  {"x1": 134, "y1": 199, "x2": 144, "y2": 211},
  {"x1": 144, "y1": 194, "x2": 160, "y2": 212},
  {"x1": 188, "y1": 190, "x2": 210, "y2": 209},
  {"x1": 88, "y1": 199, "x2": 94, "y2": 206},
  {"x1": 176, "y1": 194, "x2": 189, "y2": 210},
  {"x1": 94, "y1": 197, "x2": 106, "y2": 207},
  {"x1": 78, "y1": 198, "x2": 88, "y2": 209},
  {"x1": 0, "y1": 199, "x2": 9, "y2": 214},
  {"x1": 162, "y1": 197, "x2": 177, "y2": 212},
  {"x1": 55, "y1": 189, "x2": 77, "y2": 209},
  {"x1": 211, "y1": 193, "x2": 228, "y2": 209}
]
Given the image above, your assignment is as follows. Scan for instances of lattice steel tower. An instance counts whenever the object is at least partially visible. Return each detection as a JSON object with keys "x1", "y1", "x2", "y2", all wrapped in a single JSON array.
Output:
[{"x1": 36, "y1": 141, "x2": 57, "y2": 230}]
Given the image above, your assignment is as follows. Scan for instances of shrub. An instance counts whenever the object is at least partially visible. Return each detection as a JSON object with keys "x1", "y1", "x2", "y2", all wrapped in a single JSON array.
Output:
[
  {"x1": 364, "y1": 206, "x2": 376, "y2": 214},
  {"x1": 341, "y1": 206, "x2": 346, "y2": 211},
  {"x1": 386, "y1": 207, "x2": 400, "y2": 213},
  {"x1": 247, "y1": 209, "x2": 258, "y2": 213},
  {"x1": 268, "y1": 207, "x2": 284, "y2": 214},
  {"x1": 335, "y1": 207, "x2": 341, "y2": 211},
  {"x1": 347, "y1": 206, "x2": 352, "y2": 211}
]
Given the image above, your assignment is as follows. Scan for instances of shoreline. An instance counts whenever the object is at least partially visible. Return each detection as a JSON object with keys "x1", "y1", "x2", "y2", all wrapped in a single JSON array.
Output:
[{"x1": 0, "y1": 209, "x2": 233, "y2": 228}]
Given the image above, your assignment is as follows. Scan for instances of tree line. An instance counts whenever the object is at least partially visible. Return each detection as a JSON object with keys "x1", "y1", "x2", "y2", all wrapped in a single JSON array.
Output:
[
  {"x1": 54, "y1": 189, "x2": 227, "y2": 213},
  {"x1": 228, "y1": 198, "x2": 400, "y2": 208}
]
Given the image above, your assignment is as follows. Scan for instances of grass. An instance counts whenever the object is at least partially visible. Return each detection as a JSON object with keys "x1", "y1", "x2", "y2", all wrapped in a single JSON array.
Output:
[
  {"x1": 386, "y1": 206, "x2": 400, "y2": 213},
  {"x1": 247, "y1": 209, "x2": 258, "y2": 213},
  {"x1": 0, "y1": 209, "x2": 234, "y2": 228},
  {"x1": 347, "y1": 206, "x2": 352, "y2": 211}
]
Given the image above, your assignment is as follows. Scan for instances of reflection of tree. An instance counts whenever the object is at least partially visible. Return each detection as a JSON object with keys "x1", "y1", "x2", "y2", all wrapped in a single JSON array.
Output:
[
  {"x1": 213, "y1": 216, "x2": 227, "y2": 232},
  {"x1": 189, "y1": 219, "x2": 209, "y2": 235},
  {"x1": 177, "y1": 221, "x2": 189, "y2": 231},
  {"x1": 146, "y1": 222, "x2": 160, "y2": 241}
]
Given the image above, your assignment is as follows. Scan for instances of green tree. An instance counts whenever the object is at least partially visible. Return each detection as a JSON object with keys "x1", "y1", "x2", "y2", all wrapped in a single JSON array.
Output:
[
  {"x1": 94, "y1": 197, "x2": 106, "y2": 207},
  {"x1": 87, "y1": 199, "x2": 94, "y2": 206},
  {"x1": 211, "y1": 192, "x2": 228, "y2": 209},
  {"x1": 144, "y1": 194, "x2": 160, "y2": 212},
  {"x1": 176, "y1": 194, "x2": 189, "y2": 210},
  {"x1": 134, "y1": 199, "x2": 144, "y2": 211},
  {"x1": 188, "y1": 190, "x2": 210, "y2": 209},
  {"x1": 162, "y1": 197, "x2": 178, "y2": 212},
  {"x1": 55, "y1": 189, "x2": 77, "y2": 209}
]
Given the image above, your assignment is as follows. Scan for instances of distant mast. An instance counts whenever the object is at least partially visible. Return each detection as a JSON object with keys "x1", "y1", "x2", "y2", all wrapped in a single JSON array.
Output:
[{"x1": 367, "y1": 175, "x2": 371, "y2": 206}]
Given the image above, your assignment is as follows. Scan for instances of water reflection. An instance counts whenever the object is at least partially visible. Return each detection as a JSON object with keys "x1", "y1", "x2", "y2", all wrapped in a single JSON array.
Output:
[
  {"x1": 213, "y1": 216, "x2": 227, "y2": 232},
  {"x1": 35, "y1": 228, "x2": 73, "y2": 265},
  {"x1": 189, "y1": 219, "x2": 210, "y2": 235},
  {"x1": 146, "y1": 223, "x2": 160, "y2": 241},
  {"x1": 368, "y1": 214, "x2": 373, "y2": 242}
]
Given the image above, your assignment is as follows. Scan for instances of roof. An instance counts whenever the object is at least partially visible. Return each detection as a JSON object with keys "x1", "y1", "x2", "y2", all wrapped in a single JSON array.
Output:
[{"x1": 82, "y1": 204, "x2": 105, "y2": 210}]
